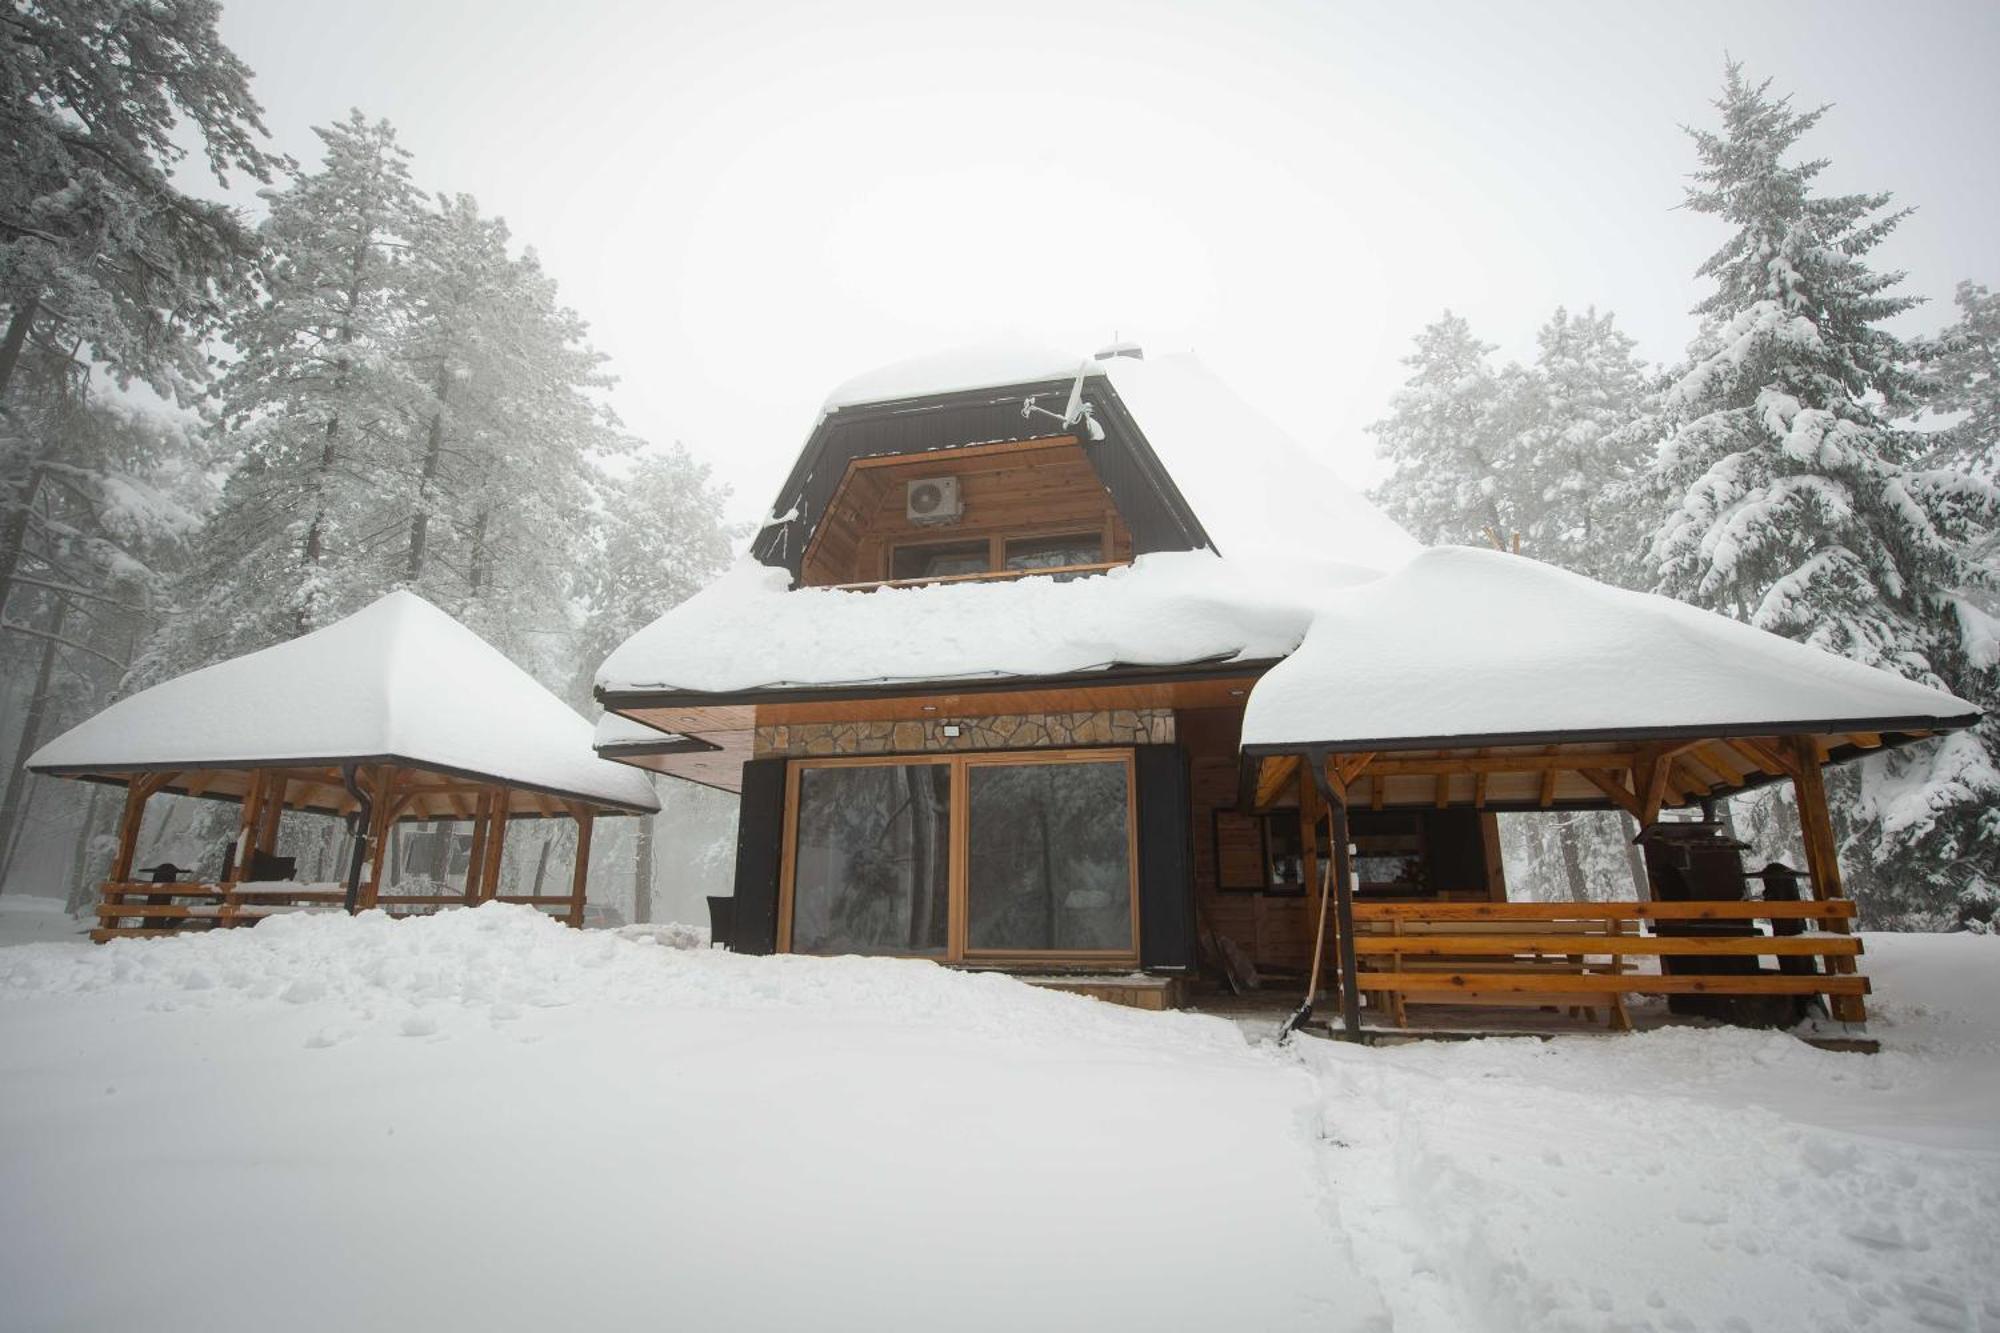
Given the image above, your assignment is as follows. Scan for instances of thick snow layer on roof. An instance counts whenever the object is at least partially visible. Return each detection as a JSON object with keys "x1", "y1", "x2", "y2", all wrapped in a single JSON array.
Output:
[
  {"x1": 598, "y1": 551, "x2": 1314, "y2": 694},
  {"x1": 1242, "y1": 547, "x2": 1978, "y2": 748},
  {"x1": 821, "y1": 336, "x2": 1102, "y2": 414},
  {"x1": 32, "y1": 591, "x2": 658, "y2": 811},
  {"x1": 1102, "y1": 354, "x2": 1421, "y2": 588},
  {"x1": 604, "y1": 351, "x2": 1421, "y2": 697}
]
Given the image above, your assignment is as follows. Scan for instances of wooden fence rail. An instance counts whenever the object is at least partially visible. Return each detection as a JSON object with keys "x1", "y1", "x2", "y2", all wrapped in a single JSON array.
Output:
[
  {"x1": 1344, "y1": 898, "x2": 1867, "y2": 1030},
  {"x1": 91, "y1": 879, "x2": 580, "y2": 943}
]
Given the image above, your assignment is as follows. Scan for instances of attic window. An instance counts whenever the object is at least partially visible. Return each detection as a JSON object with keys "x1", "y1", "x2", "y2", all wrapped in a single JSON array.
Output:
[
  {"x1": 1004, "y1": 533, "x2": 1104, "y2": 573},
  {"x1": 890, "y1": 539, "x2": 989, "y2": 582}
]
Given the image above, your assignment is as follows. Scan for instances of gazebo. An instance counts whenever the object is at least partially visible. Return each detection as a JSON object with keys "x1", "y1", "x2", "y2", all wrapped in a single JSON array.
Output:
[
  {"x1": 1240, "y1": 547, "x2": 1981, "y2": 1035},
  {"x1": 28, "y1": 591, "x2": 659, "y2": 941}
]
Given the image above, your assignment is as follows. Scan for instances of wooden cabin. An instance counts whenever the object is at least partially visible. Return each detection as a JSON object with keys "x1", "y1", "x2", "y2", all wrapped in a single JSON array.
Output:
[{"x1": 594, "y1": 343, "x2": 1979, "y2": 1031}]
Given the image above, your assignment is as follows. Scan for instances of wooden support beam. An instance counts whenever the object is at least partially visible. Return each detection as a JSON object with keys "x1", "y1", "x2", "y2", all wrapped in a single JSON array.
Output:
[
  {"x1": 1254, "y1": 755, "x2": 1300, "y2": 810},
  {"x1": 1577, "y1": 768, "x2": 1641, "y2": 819},
  {"x1": 463, "y1": 790, "x2": 493, "y2": 904},
  {"x1": 363, "y1": 767, "x2": 395, "y2": 909},
  {"x1": 1369, "y1": 779, "x2": 1384, "y2": 811},
  {"x1": 228, "y1": 770, "x2": 265, "y2": 882},
  {"x1": 256, "y1": 772, "x2": 286, "y2": 855},
  {"x1": 1333, "y1": 752, "x2": 1376, "y2": 787},
  {"x1": 478, "y1": 788, "x2": 511, "y2": 902},
  {"x1": 1638, "y1": 747, "x2": 1671, "y2": 825},
  {"x1": 1359, "y1": 752, "x2": 1639, "y2": 777},
  {"x1": 1789, "y1": 734, "x2": 1865, "y2": 1022},
  {"x1": 1731, "y1": 736, "x2": 1801, "y2": 783},
  {"x1": 1537, "y1": 767, "x2": 1558, "y2": 809},
  {"x1": 109, "y1": 780, "x2": 150, "y2": 883},
  {"x1": 567, "y1": 809, "x2": 594, "y2": 929},
  {"x1": 1473, "y1": 770, "x2": 1490, "y2": 809},
  {"x1": 1434, "y1": 773, "x2": 1449, "y2": 809}
]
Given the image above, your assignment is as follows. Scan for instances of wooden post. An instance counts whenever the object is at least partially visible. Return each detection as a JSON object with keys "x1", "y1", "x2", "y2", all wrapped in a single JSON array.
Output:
[
  {"x1": 1311, "y1": 756, "x2": 1363, "y2": 1040},
  {"x1": 477, "y1": 789, "x2": 510, "y2": 903},
  {"x1": 229, "y1": 771, "x2": 265, "y2": 884},
  {"x1": 1297, "y1": 764, "x2": 1321, "y2": 985},
  {"x1": 256, "y1": 772, "x2": 286, "y2": 857},
  {"x1": 363, "y1": 767, "x2": 396, "y2": 910},
  {"x1": 109, "y1": 779, "x2": 149, "y2": 884},
  {"x1": 1788, "y1": 735, "x2": 1865, "y2": 1023},
  {"x1": 463, "y1": 789, "x2": 493, "y2": 904},
  {"x1": 567, "y1": 807, "x2": 594, "y2": 929}
]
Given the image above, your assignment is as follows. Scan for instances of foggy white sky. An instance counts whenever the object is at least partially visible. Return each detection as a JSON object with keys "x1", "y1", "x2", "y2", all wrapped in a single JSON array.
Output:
[{"x1": 205, "y1": 0, "x2": 2000, "y2": 519}]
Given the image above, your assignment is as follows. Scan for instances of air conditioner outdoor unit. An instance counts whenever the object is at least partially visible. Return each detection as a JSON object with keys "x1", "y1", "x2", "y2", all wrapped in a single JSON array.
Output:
[{"x1": 905, "y1": 476, "x2": 963, "y2": 524}]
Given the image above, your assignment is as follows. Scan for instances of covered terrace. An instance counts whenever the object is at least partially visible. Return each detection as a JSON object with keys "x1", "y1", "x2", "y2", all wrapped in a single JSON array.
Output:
[
  {"x1": 1239, "y1": 548, "x2": 1982, "y2": 1037},
  {"x1": 27, "y1": 592, "x2": 659, "y2": 941}
]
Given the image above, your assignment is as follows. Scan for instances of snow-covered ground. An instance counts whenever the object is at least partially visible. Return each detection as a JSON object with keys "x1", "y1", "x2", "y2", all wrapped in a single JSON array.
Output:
[{"x1": 1, "y1": 903, "x2": 1994, "y2": 1332}]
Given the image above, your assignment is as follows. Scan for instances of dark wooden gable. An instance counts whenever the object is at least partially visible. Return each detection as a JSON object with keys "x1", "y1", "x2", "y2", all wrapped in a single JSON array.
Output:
[{"x1": 750, "y1": 375, "x2": 1211, "y2": 585}]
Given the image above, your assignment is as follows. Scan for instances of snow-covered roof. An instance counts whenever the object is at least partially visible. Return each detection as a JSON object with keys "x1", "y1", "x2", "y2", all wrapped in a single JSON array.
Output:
[
  {"x1": 1101, "y1": 354, "x2": 1421, "y2": 589},
  {"x1": 600, "y1": 349, "x2": 1417, "y2": 697},
  {"x1": 1241, "y1": 547, "x2": 1979, "y2": 750},
  {"x1": 820, "y1": 336, "x2": 1103, "y2": 414},
  {"x1": 33, "y1": 591, "x2": 659, "y2": 813},
  {"x1": 598, "y1": 551, "x2": 1314, "y2": 694}
]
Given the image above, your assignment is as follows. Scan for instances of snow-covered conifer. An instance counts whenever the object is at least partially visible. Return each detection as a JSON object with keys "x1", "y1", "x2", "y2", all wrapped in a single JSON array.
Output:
[{"x1": 1648, "y1": 65, "x2": 2000, "y2": 923}]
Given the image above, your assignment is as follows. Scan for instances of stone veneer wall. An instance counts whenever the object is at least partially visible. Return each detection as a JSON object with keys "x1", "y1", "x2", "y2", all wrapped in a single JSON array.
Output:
[{"x1": 755, "y1": 709, "x2": 1175, "y2": 758}]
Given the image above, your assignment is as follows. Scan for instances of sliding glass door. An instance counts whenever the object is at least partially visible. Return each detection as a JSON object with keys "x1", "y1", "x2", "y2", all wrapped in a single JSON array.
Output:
[
  {"x1": 789, "y1": 762, "x2": 951, "y2": 956},
  {"x1": 780, "y1": 750, "x2": 1139, "y2": 964},
  {"x1": 965, "y1": 756, "x2": 1134, "y2": 956}
]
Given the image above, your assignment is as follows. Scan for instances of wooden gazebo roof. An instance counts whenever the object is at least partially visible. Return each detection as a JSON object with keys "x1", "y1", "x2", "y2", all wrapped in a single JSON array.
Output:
[{"x1": 30, "y1": 591, "x2": 659, "y2": 819}]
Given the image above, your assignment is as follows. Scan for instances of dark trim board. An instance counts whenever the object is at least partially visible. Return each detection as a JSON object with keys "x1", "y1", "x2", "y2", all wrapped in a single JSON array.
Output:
[
  {"x1": 30, "y1": 752, "x2": 659, "y2": 817},
  {"x1": 1237, "y1": 717, "x2": 1974, "y2": 758},
  {"x1": 600, "y1": 658, "x2": 1281, "y2": 713}
]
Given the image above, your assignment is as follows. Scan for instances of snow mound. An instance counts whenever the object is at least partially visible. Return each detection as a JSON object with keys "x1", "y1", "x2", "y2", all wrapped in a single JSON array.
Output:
[{"x1": 0, "y1": 903, "x2": 1240, "y2": 1054}]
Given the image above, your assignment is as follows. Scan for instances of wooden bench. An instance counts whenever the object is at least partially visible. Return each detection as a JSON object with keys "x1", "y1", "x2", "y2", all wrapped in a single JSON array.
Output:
[{"x1": 1347, "y1": 900, "x2": 1865, "y2": 1030}]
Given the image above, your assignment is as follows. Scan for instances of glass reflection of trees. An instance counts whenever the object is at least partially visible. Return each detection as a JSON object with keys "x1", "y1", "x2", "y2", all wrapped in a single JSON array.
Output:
[
  {"x1": 792, "y1": 764, "x2": 950, "y2": 955},
  {"x1": 968, "y1": 761, "x2": 1131, "y2": 952}
]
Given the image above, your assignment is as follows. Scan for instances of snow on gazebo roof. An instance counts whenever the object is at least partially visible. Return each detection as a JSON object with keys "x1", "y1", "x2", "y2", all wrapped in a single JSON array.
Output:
[
  {"x1": 598, "y1": 351, "x2": 1419, "y2": 697},
  {"x1": 32, "y1": 591, "x2": 659, "y2": 813},
  {"x1": 1240, "y1": 547, "x2": 1979, "y2": 752}
]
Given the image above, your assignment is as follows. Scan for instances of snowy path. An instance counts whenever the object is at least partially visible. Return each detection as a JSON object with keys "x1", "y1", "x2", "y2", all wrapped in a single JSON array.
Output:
[
  {"x1": 1, "y1": 906, "x2": 1994, "y2": 1333},
  {"x1": 1292, "y1": 933, "x2": 2000, "y2": 1333}
]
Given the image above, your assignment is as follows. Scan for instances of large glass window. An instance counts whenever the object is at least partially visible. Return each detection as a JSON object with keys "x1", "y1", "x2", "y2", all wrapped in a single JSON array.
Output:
[
  {"x1": 966, "y1": 759, "x2": 1133, "y2": 953},
  {"x1": 790, "y1": 763, "x2": 951, "y2": 955},
  {"x1": 784, "y1": 752, "x2": 1139, "y2": 961}
]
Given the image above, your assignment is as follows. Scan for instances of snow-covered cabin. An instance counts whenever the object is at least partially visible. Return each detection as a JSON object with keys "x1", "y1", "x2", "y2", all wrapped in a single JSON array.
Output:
[
  {"x1": 596, "y1": 342, "x2": 1977, "y2": 1027},
  {"x1": 33, "y1": 591, "x2": 658, "y2": 938}
]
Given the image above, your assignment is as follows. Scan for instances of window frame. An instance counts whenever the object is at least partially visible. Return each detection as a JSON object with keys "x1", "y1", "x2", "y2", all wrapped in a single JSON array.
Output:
[{"x1": 777, "y1": 748, "x2": 1142, "y2": 968}]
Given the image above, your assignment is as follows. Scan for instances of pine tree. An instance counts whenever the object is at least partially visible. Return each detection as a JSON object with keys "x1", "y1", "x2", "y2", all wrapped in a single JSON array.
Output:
[
  {"x1": 576, "y1": 447, "x2": 736, "y2": 923},
  {"x1": 394, "y1": 196, "x2": 623, "y2": 681},
  {"x1": 0, "y1": 0, "x2": 276, "y2": 405},
  {"x1": 1648, "y1": 65, "x2": 2000, "y2": 924},
  {"x1": 1521, "y1": 306, "x2": 1656, "y2": 586},
  {"x1": 1369, "y1": 312, "x2": 1538, "y2": 549},
  {"x1": 140, "y1": 113, "x2": 425, "y2": 678},
  {"x1": 1921, "y1": 281, "x2": 2000, "y2": 482}
]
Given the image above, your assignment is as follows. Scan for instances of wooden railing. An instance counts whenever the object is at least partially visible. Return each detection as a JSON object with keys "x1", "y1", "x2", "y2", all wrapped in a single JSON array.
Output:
[
  {"x1": 1346, "y1": 900, "x2": 1866, "y2": 1029},
  {"x1": 91, "y1": 880, "x2": 581, "y2": 942}
]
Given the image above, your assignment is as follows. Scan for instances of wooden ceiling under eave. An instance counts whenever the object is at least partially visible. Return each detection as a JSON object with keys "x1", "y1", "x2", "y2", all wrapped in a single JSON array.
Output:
[{"x1": 1247, "y1": 729, "x2": 1923, "y2": 815}]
